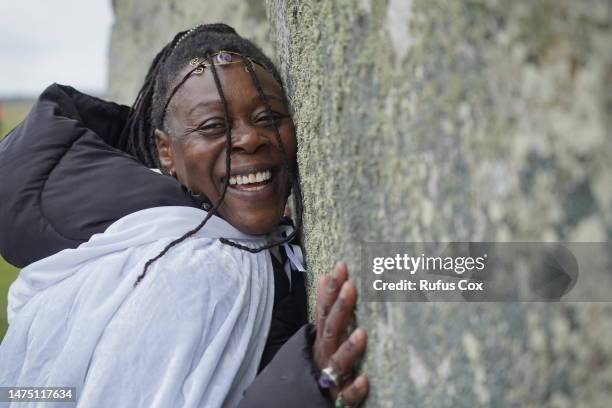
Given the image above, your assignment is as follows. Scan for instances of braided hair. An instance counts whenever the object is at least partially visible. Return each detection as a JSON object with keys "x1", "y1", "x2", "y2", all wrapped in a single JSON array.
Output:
[{"x1": 117, "y1": 23, "x2": 303, "y2": 287}]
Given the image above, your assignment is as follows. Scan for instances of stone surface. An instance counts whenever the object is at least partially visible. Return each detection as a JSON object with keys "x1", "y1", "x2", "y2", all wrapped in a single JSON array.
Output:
[
  {"x1": 109, "y1": 0, "x2": 612, "y2": 405},
  {"x1": 265, "y1": 0, "x2": 612, "y2": 406}
]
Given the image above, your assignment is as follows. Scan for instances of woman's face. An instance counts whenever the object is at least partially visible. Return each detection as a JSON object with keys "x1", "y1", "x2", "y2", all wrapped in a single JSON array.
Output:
[{"x1": 155, "y1": 60, "x2": 297, "y2": 235}]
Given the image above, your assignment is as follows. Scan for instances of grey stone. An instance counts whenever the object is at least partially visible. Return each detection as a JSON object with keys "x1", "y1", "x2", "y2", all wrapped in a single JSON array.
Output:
[
  {"x1": 109, "y1": 0, "x2": 612, "y2": 405},
  {"x1": 265, "y1": 0, "x2": 612, "y2": 406}
]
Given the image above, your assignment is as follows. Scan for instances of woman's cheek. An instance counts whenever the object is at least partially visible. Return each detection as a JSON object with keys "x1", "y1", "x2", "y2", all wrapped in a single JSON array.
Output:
[{"x1": 179, "y1": 148, "x2": 215, "y2": 195}]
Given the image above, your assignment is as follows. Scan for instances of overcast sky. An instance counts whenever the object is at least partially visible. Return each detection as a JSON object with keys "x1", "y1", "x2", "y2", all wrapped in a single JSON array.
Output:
[{"x1": 0, "y1": 0, "x2": 113, "y2": 98}]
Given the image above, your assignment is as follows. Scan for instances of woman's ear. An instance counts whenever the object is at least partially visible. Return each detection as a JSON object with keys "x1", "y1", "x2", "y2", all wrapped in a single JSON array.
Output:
[{"x1": 155, "y1": 129, "x2": 175, "y2": 175}]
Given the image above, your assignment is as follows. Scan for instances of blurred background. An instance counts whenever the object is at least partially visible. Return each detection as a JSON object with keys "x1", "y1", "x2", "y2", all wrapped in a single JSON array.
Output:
[{"x1": 0, "y1": 0, "x2": 113, "y2": 338}]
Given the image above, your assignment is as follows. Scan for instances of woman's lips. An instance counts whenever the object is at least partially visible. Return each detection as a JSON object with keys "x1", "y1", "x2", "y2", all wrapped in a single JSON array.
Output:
[
  {"x1": 225, "y1": 168, "x2": 275, "y2": 193},
  {"x1": 231, "y1": 179, "x2": 271, "y2": 192},
  {"x1": 229, "y1": 169, "x2": 272, "y2": 186}
]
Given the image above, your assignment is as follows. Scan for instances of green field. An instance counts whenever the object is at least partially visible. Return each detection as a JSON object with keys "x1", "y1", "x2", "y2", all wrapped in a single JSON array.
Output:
[{"x1": 0, "y1": 99, "x2": 32, "y2": 340}]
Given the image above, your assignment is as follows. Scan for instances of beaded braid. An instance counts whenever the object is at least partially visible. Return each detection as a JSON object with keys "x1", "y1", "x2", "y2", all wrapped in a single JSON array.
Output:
[{"x1": 125, "y1": 24, "x2": 305, "y2": 287}]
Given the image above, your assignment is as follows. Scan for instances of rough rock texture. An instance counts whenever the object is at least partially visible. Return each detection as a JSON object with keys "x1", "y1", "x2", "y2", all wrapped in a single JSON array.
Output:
[
  {"x1": 108, "y1": 0, "x2": 271, "y2": 104},
  {"x1": 108, "y1": 0, "x2": 612, "y2": 405},
  {"x1": 265, "y1": 0, "x2": 612, "y2": 406}
]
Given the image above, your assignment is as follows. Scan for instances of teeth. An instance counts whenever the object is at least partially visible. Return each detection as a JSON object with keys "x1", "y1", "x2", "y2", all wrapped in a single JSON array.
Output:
[{"x1": 229, "y1": 170, "x2": 272, "y2": 186}]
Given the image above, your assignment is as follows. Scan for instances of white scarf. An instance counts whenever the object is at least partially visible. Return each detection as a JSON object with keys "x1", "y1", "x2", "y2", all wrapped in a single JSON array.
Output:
[{"x1": 0, "y1": 206, "x2": 303, "y2": 408}]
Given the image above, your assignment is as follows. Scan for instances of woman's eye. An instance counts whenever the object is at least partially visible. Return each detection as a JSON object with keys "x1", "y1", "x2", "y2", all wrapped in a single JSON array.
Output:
[
  {"x1": 197, "y1": 122, "x2": 226, "y2": 133},
  {"x1": 204, "y1": 123, "x2": 224, "y2": 129},
  {"x1": 256, "y1": 112, "x2": 283, "y2": 125}
]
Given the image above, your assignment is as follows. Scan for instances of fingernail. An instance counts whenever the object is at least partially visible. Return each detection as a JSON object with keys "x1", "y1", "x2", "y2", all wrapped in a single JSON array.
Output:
[
  {"x1": 327, "y1": 278, "x2": 338, "y2": 292},
  {"x1": 340, "y1": 281, "x2": 351, "y2": 297},
  {"x1": 355, "y1": 375, "x2": 367, "y2": 389},
  {"x1": 334, "y1": 262, "x2": 343, "y2": 278},
  {"x1": 350, "y1": 329, "x2": 365, "y2": 343}
]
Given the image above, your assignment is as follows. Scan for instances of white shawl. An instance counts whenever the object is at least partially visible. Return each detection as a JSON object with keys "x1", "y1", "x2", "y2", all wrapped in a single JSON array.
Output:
[{"x1": 0, "y1": 206, "x2": 302, "y2": 408}]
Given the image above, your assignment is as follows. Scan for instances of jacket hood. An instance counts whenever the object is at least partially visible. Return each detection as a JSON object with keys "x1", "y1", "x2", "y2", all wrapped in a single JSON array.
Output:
[{"x1": 0, "y1": 84, "x2": 197, "y2": 268}]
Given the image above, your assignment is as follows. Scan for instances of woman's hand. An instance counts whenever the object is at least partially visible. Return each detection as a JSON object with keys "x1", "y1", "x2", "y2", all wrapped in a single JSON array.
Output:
[{"x1": 313, "y1": 262, "x2": 369, "y2": 406}]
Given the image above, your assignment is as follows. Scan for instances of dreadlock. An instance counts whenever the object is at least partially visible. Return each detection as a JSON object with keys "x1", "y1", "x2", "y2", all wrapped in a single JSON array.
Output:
[{"x1": 116, "y1": 23, "x2": 303, "y2": 287}]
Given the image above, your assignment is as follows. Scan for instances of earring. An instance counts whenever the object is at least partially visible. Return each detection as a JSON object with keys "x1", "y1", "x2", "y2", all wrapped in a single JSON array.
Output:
[
  {"x1": 187, "y1": 186, "x2": 200, "y2": 198},
  {"x1": 186, "y1": 186, "x2": 212, "y2": 211}
]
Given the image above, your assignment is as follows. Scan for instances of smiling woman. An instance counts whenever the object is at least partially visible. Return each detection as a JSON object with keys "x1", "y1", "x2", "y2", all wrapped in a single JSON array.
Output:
[{"x1": 0, "y1": 23, "x2": 368, "y2": 407}]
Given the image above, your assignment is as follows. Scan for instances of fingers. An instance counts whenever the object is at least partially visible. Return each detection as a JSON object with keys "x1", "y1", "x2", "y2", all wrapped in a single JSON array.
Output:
[
  {"x1": 315, "y1": 262, "x2": 348, "y2": 336},
  {"x1": 322, "y1": 279, "x2": 357, "y2": 354},
  {"x1": 315, "y1": 275, "x2": 333, "y2": 337},
  {"x1": 329, "y1": 328, "x2": 367, "y2": 383},
  {"x1": 313, "y1": 262, "x2": 369, "y2": 406},
  {"x1": 340, "y1": 375, "x2": 369, "y2": 407},
  {"x1": 315, "y1": 274, "x2": 330, "y2": 334}
]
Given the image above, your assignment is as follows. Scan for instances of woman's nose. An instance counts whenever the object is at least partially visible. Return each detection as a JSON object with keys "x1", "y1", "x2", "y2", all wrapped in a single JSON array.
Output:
[{"x1": 231, "y1": 125, "x2": 270, "y2": 154}]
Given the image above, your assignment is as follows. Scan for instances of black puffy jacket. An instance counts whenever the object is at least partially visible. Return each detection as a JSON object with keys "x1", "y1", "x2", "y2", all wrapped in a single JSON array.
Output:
[{"x1": 0, "y1": 84, "x2": 331, "y2": 407}]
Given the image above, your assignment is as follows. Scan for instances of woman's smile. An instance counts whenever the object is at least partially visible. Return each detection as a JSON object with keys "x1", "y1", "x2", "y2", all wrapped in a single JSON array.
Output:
[
  {"x1": 224, "y1": 164, "x2": 276, "y2": 191},
  {"x1": 222, "y1": 164, "x2": 281, "y2": 198},
  {"x1": 228, "y1": 170, "x2": 272, "y2": 191}
]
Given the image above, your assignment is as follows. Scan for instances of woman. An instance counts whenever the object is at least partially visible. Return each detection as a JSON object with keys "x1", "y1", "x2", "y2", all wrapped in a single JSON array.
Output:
[{"x1": 0, "y1": 24, "x2": 368, "y2": 407}]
